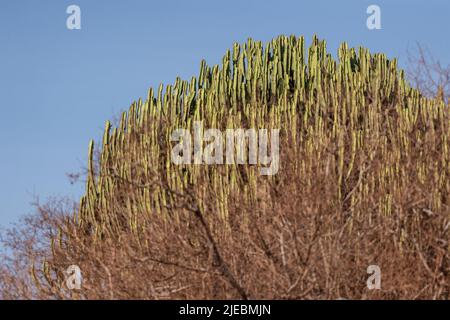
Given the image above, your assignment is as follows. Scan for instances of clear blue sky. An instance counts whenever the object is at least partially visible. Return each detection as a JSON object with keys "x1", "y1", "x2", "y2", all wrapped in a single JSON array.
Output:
[{"x1": 0, "y1": 0, "x2": 449, "y2": 227}]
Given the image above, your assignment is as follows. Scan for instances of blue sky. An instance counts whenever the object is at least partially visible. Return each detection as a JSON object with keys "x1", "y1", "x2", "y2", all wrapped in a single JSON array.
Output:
[{"x1": 0, "y1": 0, "x2": 449, "y2": 227}]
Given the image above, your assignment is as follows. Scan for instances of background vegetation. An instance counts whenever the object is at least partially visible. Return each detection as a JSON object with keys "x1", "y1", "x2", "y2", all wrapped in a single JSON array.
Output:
[{"x1": 1, "y1": 35, "x2": 449, "y2": 299}]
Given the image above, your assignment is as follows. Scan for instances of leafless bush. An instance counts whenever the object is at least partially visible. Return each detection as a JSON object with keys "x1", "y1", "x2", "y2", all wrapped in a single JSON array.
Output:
[
  {"x1": 407, "y1": 43, "x2": 450, "y2": 103},
  {"x1": 1, "y1": 137, "x2": 449, "y2": 299}
]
